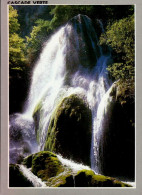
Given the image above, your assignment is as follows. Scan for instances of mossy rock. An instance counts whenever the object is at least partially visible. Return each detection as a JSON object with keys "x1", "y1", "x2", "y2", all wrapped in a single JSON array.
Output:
[
  {"x1": 21, "y1": 151, "x2": 132, "y2": 187},
  {"x1": 31, "y1": 151, "x2": 65, "y2": 181},
  {"x1": 44, "y1": 94, "x2": 92, "y2": 166},
  {"x1": 47, "y1": 171, "x2": 74, "y2": 187},
  {"x1": 22, "y1": 151, "x2": 74, "y2": 187},
  {"x1": 9, "y1": 164, "x2": 33, "y2": 187},
  {"x1": 74, "y1": 169, "x2": 131, "y2": 187},
  {"x1": 32, "y1": 101, "x2": 43, "y2": 144},
  {"x1": 22, "y1": 154, "x2": 33, "y2": 168}
]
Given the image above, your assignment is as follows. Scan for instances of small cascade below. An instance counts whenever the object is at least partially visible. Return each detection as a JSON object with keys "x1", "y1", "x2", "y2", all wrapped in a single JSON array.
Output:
[
  {"x1": 57, "y1": 154, "x2": 91, "y2": 173},
  {"x1": 19, "y1": 165, "x2": 47, "y2": 187}
]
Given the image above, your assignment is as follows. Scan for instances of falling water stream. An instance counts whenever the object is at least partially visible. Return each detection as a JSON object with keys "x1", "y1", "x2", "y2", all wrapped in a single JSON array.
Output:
[
  {"x1": 19, "y1": 165, "x2": 47, "y2": 187},
  {"x1": 10, "y1": 15, "x2": 112, "y2": 178}
]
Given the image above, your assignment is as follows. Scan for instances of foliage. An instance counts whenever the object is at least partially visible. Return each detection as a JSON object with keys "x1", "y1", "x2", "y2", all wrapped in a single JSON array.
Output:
[
  {"x1": 100, "y1": 15, "x2": 135, "y2": 82},
  {"x1": 10, "y1": 5, "x2": 135, "y2": 68},
  {"x1": 100, "y1": 14, "x2": 135, "y2": 102},
  {"x1": 17, "y1": 5, "x2": 134, "y2": 66},
  {"x1": 9, "y1": 5, "x2": 20, "y2": 33},
  {"x1": 9, "y1": 6, "x2": 26, "y2": 69},
  {"x1": 26, "y1": 19, "x2": 51, "y2": 65},
  {"x1": 50, "y1": 5, "x2": 94, "y2": 29},
  {"x1": 50, "y1": 5, "x2": 134, "y2": 30}
]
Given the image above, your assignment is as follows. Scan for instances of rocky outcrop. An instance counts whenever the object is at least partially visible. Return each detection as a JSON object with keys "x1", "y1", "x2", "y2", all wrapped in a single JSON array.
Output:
[
  {"x1": 97, "y1": 82, "x2": 135, "y2": 180},
  {"x1": 31, "y1": 151, "x2": 64, "y2": 180},
  {"x1": 17, "y1": 151, "x2": 131, "y2": 187},
  {"x1": 44, "y1": 94, "x2": 92, "y2": 166},
  {"x1": 65, "y1": 14, "x2": 101, "y2": 72},
  {"x1": 74, "y1": 170, "x2": 130, "y2": 187}
]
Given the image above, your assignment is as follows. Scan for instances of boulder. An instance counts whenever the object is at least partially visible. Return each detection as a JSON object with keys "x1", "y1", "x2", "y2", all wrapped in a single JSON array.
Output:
[
  {"x1": 47, "y1": 171, "x2": 74, "y2": 187},
  {"x1": 74, "y1": 169, "x2": 131, "y2": 187},
  {"x1": 21, "y1": 151, "x2": 131, "y2": 187},
  {"x1": 44, "y1": 94, "x2": 92, "y2": 165},
  {"x1": 96, "y1": 82, "x2": 135, "y2": 180},
  {"x1": 23, "y1": 151, "x2": 65, "y2": 181}
]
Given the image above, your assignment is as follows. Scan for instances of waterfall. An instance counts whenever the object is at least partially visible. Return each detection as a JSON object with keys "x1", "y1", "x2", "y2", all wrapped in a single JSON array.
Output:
[{"x1": 9, "y1": 14, "x2": 112, "y2": 174}]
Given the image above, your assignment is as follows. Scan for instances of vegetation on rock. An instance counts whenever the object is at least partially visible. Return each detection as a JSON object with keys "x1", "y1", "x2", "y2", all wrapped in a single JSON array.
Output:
[
  {"x1": 44, "y1": 94, "x2": 92, "y2": 165},
  {"x1": 100, "y1": 14, "x2": 135, "y2": 101},
  {"x1": 75, "y1": 169, "x2": 131, "y2": 187},
  {"x1": 31, "y1": 151, "x2": 64, "y2": 181},
  {"x1": 22, "y1": 154, "x2": 33, "y2": 168},
  {"x1": 46, "y1": 171, "x2": 74, "y2": 187},
  {"x1": 20, "y1": 152, "x2": 131, "y2": 187},
  {"x1": 32, "y1": 100, "x2": 43, "y2": 144}
]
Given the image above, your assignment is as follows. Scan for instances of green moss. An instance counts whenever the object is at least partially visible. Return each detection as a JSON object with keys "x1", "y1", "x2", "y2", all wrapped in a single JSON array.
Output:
[
  {"x1": 47, "y1": 171, "x2": 74, "y2": 187},
  {"x1": 32, "y1": 100, "x2": 43, "y2": 117},
  {"x1": 21, "y1": 152, "x2": 132, "y2": 187},
  {"x1": 77, "y1": 169, "x2": 95, "y2": 177},
  {"x1": 44, "y1": 94, "x2": 92, "y2": 166},
  {"x1": 31, "y1": 151, "x2": 64, "y2": 181},
  {"x1": 112, "y1": 179, "x2": 131, "y2": 187},
  {"x1": 75, "y1": 169, "x2": 131, "y2": 187},
  {"x1": 22, "y1": 154, "x2": 33, "y2": 168},
  {"x1": 32, "y1": 100, "x2": 43, "y2": 143},
  {"x1": 75, "y1": 169, "x2": 95, "y2": 187}
]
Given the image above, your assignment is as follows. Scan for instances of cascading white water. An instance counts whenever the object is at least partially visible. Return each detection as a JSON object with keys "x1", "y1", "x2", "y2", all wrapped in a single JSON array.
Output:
[
  {"x1": 57, "y1": 154, "x2": 91, "y2": 173},
  {"x1": 10, "y1": 14, "x2": 112, "y2": 174},
  {"x1": 24, "y1": 26, "x2": 67, "y2": 117},
  {"x1": 19, "y1": 165, "x2": 47, "y2": 187}
]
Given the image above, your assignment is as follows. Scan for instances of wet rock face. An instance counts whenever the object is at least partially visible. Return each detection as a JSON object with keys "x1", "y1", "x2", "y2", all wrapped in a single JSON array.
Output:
[
  {"x1": 64, "y1": 14, "x2": 101, "y2": 74},
  {"x1": 98, "y1": 83, "x2": 135, "y2": 181},
  {"x1": 44, "y1": 94, "x2": 92, "y2": 166}
]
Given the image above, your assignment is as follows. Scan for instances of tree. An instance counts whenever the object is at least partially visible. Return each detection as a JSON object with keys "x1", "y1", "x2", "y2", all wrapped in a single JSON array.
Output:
[
  {"x1": 50, "y1": 5, "x2": 95, "y2": 30},
  {"x1": 100, "y1": 15, "x2": 135, "y2": 81},
  {"x1": 26, "y1": 19, "x2": 51, "y2": 65},
  {"x1": 100, "y1": 14, "x2": 135, "y2": 100},
  {"x1": 9, "y1": 5, "x2": 26, "y2": 69}
]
